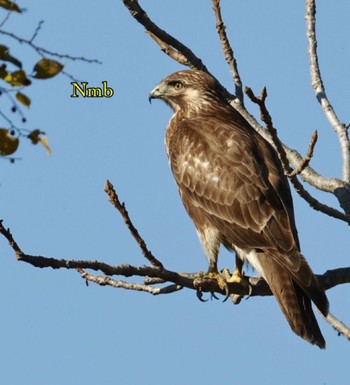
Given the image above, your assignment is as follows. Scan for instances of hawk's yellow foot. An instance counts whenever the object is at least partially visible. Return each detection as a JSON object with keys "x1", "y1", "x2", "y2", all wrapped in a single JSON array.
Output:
[
  {"x1": 193, "y1": 271, "x2": 230, "y2": 302},
  {"x1": 221, "y1": 266, "x2": 252, "y2": 302}
]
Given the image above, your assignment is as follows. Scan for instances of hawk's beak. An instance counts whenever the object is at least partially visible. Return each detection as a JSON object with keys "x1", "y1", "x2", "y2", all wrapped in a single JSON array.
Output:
[
  {"x1": 149, "y1": 82, "x2": 166, "y2": 104},
  {"x1": 148, "y1": 86, "x2": 160, "y2": 104}
]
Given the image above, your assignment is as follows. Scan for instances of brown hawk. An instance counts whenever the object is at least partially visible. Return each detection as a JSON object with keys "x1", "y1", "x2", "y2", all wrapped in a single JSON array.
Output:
[{"x1": 149, "y1": 69, "x2": 329, "y2": 348}]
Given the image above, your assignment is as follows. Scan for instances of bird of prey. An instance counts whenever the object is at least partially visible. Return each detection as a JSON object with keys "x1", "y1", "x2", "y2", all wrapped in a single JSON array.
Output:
[{"x1": 149, "y1": 69, "x2": 329, "y2": 348}]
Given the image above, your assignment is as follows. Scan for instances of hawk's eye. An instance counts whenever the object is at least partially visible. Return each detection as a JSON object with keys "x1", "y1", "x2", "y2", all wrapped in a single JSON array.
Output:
[{"x1": 169, "y1": 81, "x2": 184, "y2": 91}]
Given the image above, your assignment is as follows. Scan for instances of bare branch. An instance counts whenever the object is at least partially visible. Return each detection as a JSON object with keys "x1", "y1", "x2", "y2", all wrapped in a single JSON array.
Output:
[
  {"x1": 288, "y1": 130, "x2": 318, "y2": 177},
  {"x1": 212, "y1": 0, "x2": 244, "y2": 103},
  {"x1": 0, "y1": 6, "x2": 12, "y2": 28},
  {"x1": 323, "y1": 312, "x2": 350, "y2": 341},
  {"x1": 30, "y1": 20, "x2": 44, "y2": 43},
  {"x1": 76, "y1": 268, "x2": 183, "y2": 295},
  {"x1": 122, "y1": 0, "x2": 207, "y2": 71},
  {"x1": 1, "y1": 218, "x2": 350, "y2": 297},
  {"x1": 146, "y1": 31, "x2": 191, "y2": 67},
  {"x1": 0, "y1": 219, "x2": 22, "y2": 256},
  {"x1": 0, "y1": 28, "x2": 102, "y2": 64},
  {"x1": 104, "y1": 180, "x2": 164, "y2": 269},
  {"x1": 1, "y1": 217, "x2": 350, "y2": 341},
  {"x1": 321, "y1": 267, "x2": 350, "y2": 290},
  {"x1": 305, "y1": 0, "x2": 350, "y2": 182}
]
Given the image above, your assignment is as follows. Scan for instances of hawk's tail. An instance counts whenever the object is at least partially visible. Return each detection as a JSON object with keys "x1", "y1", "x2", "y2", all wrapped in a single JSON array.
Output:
[{"x1": 258, "y1": 252, "x2": 328, "y2": 349}]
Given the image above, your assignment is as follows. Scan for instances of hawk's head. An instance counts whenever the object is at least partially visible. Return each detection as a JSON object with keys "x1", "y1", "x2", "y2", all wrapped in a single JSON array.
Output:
[{"x1": 149, "y1": 70, "x2": 226, "y2": 114}]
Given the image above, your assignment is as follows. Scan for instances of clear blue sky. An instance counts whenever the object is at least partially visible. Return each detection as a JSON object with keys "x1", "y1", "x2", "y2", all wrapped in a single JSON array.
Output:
[{"x1": 1, "y1": 1, "x2": 349, "y2": 384}]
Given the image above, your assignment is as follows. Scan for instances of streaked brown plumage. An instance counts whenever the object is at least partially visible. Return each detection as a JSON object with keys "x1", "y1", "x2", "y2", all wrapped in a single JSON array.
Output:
[{"x1": 149, "y1": 69, "x2": 329, "y2": 348}]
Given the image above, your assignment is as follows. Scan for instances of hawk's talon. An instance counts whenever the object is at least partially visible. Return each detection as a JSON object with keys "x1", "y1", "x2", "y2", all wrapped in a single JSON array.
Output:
[
  {"x1": 221, "y1": 280, "x2": 231, "y2": 302},
  {"x1": 222, "y1": 291, "x2": 230, "y2": 303},
  {"x1": 196, "y1": 287, "x2": 208, "y2": 302},
  {"x1": 194, "y1": 271, "x2": 231, "y2": 301},
  {"x1": 245, "y1": 281, "x2": 253, "y2": 298},
  {"x1": 211, "y1": 292, "x2": 220, "y2": 300}
]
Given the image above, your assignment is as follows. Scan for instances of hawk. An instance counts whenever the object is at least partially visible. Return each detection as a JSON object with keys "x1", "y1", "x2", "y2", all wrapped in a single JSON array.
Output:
[{"x1": 149, "y1": 70, "x2": 329, "y2": 348}]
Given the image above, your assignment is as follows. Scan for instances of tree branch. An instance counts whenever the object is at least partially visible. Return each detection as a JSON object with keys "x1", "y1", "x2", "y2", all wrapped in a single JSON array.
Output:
[
  {"x1": 104, "y1": 180, "x2": 164, "y2": 269},
  {"x1": 2, "y1": 176, "x2": 350, "y2": 344},
  {"x1": 323, "y1": 313, "x2": 350, "y2": 341},
  {"x1": 1, "y1": 217, "x2": 350, "y2": 340},
  {"x1": 288, "y1": 130, "x2": 318, "y2": 177},
  {"x1": 305, "y1": 0, "x2": 350, "y2": 183},
  {"x1": 122, "y1": 0, "x2": 207, "y2": 71},
  {"x1": 1, "y1": 217, "x2": 349, "y2": 297},
  {"x1": 0, "y1": 28, "x2": 102, "y2": 64},
  {"x1": 76, "y1": 268, "x2": 183, "y2": 295},
  {"x1": 212, "y1": 0, "x2": 244, "y2": 103}
]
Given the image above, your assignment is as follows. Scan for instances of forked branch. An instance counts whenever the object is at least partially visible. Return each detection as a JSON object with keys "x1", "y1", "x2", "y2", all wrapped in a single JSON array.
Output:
[
  {"x1": 305, "y1": 0, "x2": 350, "y2": 183},
  {"x1": 1, "y1": 181, "x2": 350, "y2": 340}
]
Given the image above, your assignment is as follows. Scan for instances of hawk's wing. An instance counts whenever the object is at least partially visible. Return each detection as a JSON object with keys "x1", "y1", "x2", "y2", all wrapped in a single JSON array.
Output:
[
  {"x1": 167, "y1": 113, "x2": 296, "y2": 252},
  {"x1": 166, "y1": 112, "x2": 328, "y2": 317}
]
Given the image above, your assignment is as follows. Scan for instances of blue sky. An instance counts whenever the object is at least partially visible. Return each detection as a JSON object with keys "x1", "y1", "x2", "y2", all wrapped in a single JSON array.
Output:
[{"x1": 1, "y1": 1, "x2": 349, "y2": 384}]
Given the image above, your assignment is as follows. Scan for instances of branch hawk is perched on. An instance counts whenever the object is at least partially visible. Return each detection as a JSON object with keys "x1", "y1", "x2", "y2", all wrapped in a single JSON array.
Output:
[{"x1": 149, "y1": 69, "x2": 329, "y2": 348}]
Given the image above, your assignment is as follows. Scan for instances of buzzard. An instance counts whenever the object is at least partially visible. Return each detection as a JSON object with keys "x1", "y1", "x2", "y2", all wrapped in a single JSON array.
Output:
[{"x1": 149, "y1": 70, "x2": 329, "y2": 348}]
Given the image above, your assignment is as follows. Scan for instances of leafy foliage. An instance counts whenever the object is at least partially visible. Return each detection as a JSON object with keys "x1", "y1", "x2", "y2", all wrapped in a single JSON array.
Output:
[{"x1": 0, "y1": 4, "x2": 66, "y2": 160}]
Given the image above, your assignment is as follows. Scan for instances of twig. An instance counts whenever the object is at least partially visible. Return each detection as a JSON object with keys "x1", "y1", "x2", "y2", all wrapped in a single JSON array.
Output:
[
  {"x1": 323, "y1": 312, "x2": 350, "y2": 341},
  {"x1": 30, "y1": 20, "x2": 44, "y2": 43},
  {"x1": 0, "y1": 29, "x2": 102, "y2": 64},
  {"x1": 305, "y1": 0, "x2": 350, "y2": 182},
  {"x1": 0, "y1": 219, "x2": 22, "y2": 256},
  {"x1": 77, "y1": 268, "x2": 182, "y2": 295},
  {"x1": 288, "y1": 177, "x2": 350, "y2": 224},
  {"x1": 147, "y1": 31, "x2": 192, "y2": 67},
  {"x1": 0, "y1": 6, "x2": 12, "y2": 29},
  {"x1": 0, "y1": 109, "x2": 15, "y2": 128},
  {"x1": 212, "y1": 0, "x2": 243, "y2": 103},
  {"x1": 288, "y1": 130, "x2": 318, "y2": 177},
  {"x1": 104, "y1": 180, "x2": 164, "y2": 269}
]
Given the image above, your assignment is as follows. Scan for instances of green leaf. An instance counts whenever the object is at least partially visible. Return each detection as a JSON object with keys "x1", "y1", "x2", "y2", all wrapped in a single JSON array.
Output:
[
  {"x1": 0, "y1": 0, "x2": 21, "y2": 13},
  {"x1": 0, "y1": 45, "x2": 22, "y2": 68},
  {"x1": 4, "y1": 69, "x2": 31, "y2": 86},
  {"x1": 0, "y1": 128, "x2": 19, "y2": 155},
  {"x1": 32, "y1": 58, "x2": 63, "y2": 79},
  {"x1": 16, "y1": 91, "x2": 31, "y2": 107}
]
